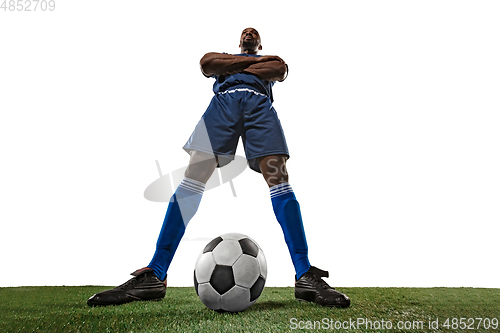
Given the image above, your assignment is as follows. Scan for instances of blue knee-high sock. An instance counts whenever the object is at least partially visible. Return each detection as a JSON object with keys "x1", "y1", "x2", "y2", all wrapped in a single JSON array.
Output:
[
  {"x1": 270, "y1": 182, "x2": 311, "y2": 279},
  {"x1": 148, "y1": 178, "x2": 205, "y2": 281}
]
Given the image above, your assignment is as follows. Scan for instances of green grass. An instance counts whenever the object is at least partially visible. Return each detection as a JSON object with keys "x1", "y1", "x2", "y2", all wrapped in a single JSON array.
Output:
[{"x1": 1, "y1": 286, "x2": 499, "y2": 332}]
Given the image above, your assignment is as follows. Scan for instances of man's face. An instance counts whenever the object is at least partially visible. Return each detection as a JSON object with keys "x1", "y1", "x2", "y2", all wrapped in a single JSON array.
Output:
[{"x1": 239, "y1": 28, "x2": 262, "y2": 53}]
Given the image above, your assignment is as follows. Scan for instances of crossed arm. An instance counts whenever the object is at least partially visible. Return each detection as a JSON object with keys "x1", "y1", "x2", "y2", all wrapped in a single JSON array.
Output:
[{"x1": 200, "y1": 52, "x2": 288, "y2": 82}]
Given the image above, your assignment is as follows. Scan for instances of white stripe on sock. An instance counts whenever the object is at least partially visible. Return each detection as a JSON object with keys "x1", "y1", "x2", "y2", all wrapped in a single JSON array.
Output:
[
  {"x1": 269, "y1": 182, "x2": 293, "y2": 198},
  {"x1": 179, "y1": 178, "x2": 206, "y2": 195}
]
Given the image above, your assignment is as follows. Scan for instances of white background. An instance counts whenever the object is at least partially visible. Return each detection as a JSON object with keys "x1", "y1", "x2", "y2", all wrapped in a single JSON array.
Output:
[{"x1": 1, "y1": 0, "x2": 499, "y2": 288}]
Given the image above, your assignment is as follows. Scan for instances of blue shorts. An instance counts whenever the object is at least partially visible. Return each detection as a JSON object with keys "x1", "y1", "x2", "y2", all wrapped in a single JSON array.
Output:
[{"x1": 183, "y1": 87, "x2": 289, "y2": 173}]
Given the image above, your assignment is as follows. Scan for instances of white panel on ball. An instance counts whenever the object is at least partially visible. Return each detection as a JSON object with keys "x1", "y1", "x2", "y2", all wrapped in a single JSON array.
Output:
[
  {"x1": 198, "y1": 283, "x2": 221, "y2": 310},
  {"x1": 221, "y1": 285, "x2": 251, "y2": 312},
  {"x1": 212, "y1": 240, "x2": 243, "y2": 265},
  {"x1": 233, "y1": 254, "x2": 260, "y2": 288},
  {"x1": 195, "y1": 252, "x2": 216, "y2": 284},
  {"x1": 257, "y1": 250, "x2": 267, "y2": 279},
  {"x1": 221, "y1": 233, "x2": 247, "y2": 241}
]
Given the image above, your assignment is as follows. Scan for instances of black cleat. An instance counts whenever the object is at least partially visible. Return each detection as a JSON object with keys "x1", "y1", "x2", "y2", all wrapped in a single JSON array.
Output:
[
  {"x1": 87, "y1": 267, "x2": 166, "y2": 306},
  {"x1": 295, "y1": 266, "x2": 350, "y2": 308}
]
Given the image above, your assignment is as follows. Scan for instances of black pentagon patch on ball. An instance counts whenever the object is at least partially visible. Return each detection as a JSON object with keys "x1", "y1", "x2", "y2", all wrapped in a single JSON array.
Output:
[
  {"x1": 250, "y1": 276, "x2": 265, "y2": 301},
  {"x1": 203, "y1": 236, "x2": 223, "y2": 253},
  {"x1": 210, "y1": 265, "x2": 235, "y2": 295},
  {"x1": 193, "y1": 270, "x2": 199, "y2": 296},
  {"x1": 239, "y1": 238, "x2": 259, "y2": 257}
]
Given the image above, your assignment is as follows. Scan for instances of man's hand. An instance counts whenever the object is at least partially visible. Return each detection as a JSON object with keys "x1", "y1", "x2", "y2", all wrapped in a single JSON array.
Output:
[
  {"x1": 256, "y1": 55, "x2": 285, "y2": 64},
  {"x1": 243, "y1": 60, "x2": 287, "y2": 82},
  {"x1": 200, "y1": 53, "x2": 287, "y2": 81},
  {"x1": 200, "y1": 53, "x2": 260, "y2": 77}
]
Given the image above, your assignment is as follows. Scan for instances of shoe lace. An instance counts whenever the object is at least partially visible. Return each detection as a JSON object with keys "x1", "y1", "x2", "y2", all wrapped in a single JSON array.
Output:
[
  {"x1": 311, "y1": 274, "x2": 332, "y2": 290},
  {"x1": 308, "y1": 266, "x2": 335, "y2": 290},
  {"x1": 116, "y1": 274, "x2": 144, "y2": 290}
]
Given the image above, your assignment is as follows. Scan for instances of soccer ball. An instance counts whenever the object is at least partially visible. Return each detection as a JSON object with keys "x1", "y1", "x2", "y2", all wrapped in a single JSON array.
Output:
[{"x1": 194, "y1": 233, "x2": 267, "y2": 312}]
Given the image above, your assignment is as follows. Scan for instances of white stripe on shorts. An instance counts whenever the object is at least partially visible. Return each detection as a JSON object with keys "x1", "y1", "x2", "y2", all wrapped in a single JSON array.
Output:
[{"x1": 218, "y1": 88, "x2": 268, "y2": 98}]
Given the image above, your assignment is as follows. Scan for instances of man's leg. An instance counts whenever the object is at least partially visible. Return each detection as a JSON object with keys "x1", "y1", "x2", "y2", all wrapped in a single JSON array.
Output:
[
  {"x1": 88, "y1": 151, "x2": 217, "y2": 306},
  {"x1": 148, "y1": 151, "x2": 217, "y2": 280},
  {"x1": 259, "y1": 155, "x2": 350, "y2": 308},
  {"x1": 258, "y1": 155, "x2": 310, "y2": 279}
]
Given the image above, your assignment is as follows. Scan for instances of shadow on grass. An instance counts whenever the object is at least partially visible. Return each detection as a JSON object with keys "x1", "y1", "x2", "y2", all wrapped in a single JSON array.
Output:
[{"x1": 248, "y1": 299, "x2": 298, "y2": 311}]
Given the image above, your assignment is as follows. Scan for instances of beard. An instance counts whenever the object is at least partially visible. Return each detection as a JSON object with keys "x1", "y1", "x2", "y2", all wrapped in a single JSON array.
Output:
[{"x1": 241, "y1": 39, "x2": 259, "y2": 50}]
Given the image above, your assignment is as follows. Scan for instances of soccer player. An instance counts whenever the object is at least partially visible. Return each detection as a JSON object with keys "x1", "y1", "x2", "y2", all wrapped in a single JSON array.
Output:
[{"x1": 87, "y1": 28, "x2": 350, "y2": 308}]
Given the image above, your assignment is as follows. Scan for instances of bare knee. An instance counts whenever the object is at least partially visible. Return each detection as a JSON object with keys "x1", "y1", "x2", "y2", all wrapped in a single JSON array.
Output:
[
  {"x1": 185, "y1": 151, "x2": 218, "y2": 183},
  {"x1": 258, "y1": 155, "x2": 289, "y2": 188}
]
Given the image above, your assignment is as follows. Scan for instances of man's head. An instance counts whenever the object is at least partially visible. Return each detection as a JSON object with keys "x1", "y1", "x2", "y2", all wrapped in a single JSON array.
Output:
[{"x1": 239, "y1": 28, "x2": 262, "y2": 54}]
